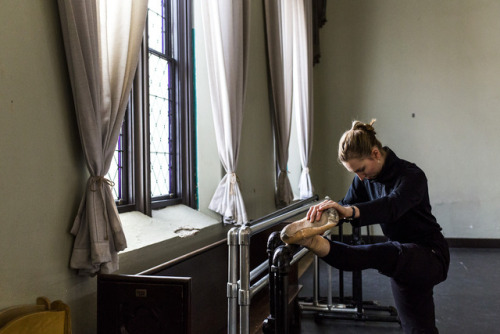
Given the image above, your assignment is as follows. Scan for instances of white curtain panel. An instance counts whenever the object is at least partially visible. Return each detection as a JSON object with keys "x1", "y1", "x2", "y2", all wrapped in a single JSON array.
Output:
[
  {"x1": 264, "y1": 0, "x2": 294, "y2": 208},
  {"x1": 201, "y1": 0, "x2": 250, "y2": 224},
  {"x1": 293, "y1": 0, "x2": 314, "y2": 199},
  {"x1": 58, "y1": 0, "x2": 148, "y2": 275}
]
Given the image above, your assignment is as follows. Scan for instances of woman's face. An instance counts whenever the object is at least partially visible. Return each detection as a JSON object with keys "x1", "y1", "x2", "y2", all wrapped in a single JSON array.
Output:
[{"x1": 342, "y1": 149, "x2": 383, "y2": 181}]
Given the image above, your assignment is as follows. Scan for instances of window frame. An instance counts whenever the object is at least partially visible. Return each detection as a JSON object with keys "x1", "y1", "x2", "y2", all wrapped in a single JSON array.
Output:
[{"x1": 117, "y1": 0, "x2": 195, "y2": 215}]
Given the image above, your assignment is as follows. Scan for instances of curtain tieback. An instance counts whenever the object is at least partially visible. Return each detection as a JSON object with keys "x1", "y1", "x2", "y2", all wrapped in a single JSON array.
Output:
[
  {"x1": 303, "y1": 167, "x2": 310, "y2": 174},
  {"x1": 229, "y1": 172, "x2": 239, "y2": 195},
  {"x1": 89, "y1": 176, "x2": 115, "y2": 192},
  {"x1": 88, "y1": 176, "x2": 114, "y2": 241}
]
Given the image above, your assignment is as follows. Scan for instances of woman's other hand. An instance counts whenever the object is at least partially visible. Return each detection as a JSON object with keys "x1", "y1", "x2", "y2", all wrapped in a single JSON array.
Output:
[{"x1": 306, "y1": 199, "x2": 356, "y2": 221}]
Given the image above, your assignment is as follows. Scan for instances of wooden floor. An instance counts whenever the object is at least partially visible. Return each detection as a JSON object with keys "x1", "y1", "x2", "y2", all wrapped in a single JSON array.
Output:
[{"x1": 297, "y1": 247, "x2": 500, "y2": 333}]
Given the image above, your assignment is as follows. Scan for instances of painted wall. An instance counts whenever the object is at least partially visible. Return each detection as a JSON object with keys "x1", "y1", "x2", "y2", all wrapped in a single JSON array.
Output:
[
  {"x1": 312, "y1": 0, "x2": 500, "y2": 238},
  {"x1": 0, "y1": 0, "x2": 94, "y2": 331}
]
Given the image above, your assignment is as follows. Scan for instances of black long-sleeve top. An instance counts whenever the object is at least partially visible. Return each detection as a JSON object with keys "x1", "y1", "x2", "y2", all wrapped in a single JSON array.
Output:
[{"x1": 339, "y1": 147, "x2": 444, "y2": 248}]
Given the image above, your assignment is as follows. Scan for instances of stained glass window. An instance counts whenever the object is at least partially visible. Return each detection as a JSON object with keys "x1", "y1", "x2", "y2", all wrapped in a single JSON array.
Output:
[
  {"x1": 107, "y1": 0, "x2": 194, "y2": 212},
  {"x1": 148, "y1": 1, "x2": 175, "y2": 198}
]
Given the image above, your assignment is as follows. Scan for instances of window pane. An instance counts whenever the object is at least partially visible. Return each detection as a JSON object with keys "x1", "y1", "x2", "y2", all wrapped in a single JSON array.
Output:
[
  {"x1": 107, "y1": 128, "x2": 124, "y2": 202},
  {"x1": 149, "y1": 53, "x2": 173, "y2": 198},
  {"x1": 148, "y1": 0, "x2": 165, "y2": 54}
]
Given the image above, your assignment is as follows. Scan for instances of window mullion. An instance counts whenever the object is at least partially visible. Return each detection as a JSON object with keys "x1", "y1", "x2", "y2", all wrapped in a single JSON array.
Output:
[{"x1": 132, "y1": 38, "x2": 152, "y2": 216}]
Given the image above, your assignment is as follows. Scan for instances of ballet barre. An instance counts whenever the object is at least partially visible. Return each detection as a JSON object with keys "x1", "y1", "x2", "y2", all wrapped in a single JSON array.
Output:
[{"x1": 227, "y1": 196, "x2": 319, "y2": 334}]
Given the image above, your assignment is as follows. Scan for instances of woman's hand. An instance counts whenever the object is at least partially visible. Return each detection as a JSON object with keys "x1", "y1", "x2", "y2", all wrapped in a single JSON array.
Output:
[{"x1": 306, "y1": 199, "x2": 357, "y2": 221}]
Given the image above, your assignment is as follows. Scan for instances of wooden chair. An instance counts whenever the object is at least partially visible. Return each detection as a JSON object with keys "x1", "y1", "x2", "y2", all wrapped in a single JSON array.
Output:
[{"x1": 0, "y1": 297, "x2": 71, "y2": 334}]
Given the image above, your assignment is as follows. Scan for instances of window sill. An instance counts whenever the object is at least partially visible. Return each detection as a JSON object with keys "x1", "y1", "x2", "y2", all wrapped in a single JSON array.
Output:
[{"x1": 117, "y1": 204, "x2": 229, "y2": 274}]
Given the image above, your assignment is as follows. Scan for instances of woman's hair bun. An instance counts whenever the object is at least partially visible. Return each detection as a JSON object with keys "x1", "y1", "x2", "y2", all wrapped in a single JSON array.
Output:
[{"x1": 351, "y1": 119, "x2": 377, "y2": 135}]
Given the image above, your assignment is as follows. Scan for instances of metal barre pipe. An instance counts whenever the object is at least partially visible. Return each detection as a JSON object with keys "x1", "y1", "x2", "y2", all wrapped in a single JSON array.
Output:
[
  {"x1": 242, "y1": 246, "x2": 309, "y2": 287},
  {"x1": 248, "y1": 245, "x2": 311, "y2": 298},
  {"x1": 247, "y1": 200, "x2": 321, "y2": 236},
  {"x1": 300, "y1": 302, "x2": 359, "y2": 313},
  {"x1": 250, "y1": 274, "x2": 268, "y2": 299},
  {"x1": 249, "y1": 261, "x2": 268, "y2": 282},
  {"x1": 227, "y1": 228, "x2": 239, "y2": 334},
  {"x1": 290, "y1": 247, "x2": 310, "y2": 266},
  {"x1": 247, "y1": 196, "x2": 319, "y2": 226},
  {"x1": 239, "y1": 226, "x2": 251, "y2": 334}
]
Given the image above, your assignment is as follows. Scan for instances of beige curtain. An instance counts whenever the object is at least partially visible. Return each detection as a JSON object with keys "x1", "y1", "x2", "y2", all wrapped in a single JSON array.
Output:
[
  {"x1": 264, "y1": 0, "x2": 294, "y2": 208},
  {"x1": 293, "y1": 0, "x2": 315, "y2": 199},
  {"x1": 265, "y1": 0, "x2": 315, "y2": 202},
  {"x1": 201, "y1": 0, "x2": 250, "y2": 224},
  {"x1": 58, "y1": 0, "x2": 148, "y2": 275}
]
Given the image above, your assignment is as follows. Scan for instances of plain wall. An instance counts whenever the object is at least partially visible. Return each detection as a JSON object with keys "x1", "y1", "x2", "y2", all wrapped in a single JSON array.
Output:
[
  {"x1": 1, "y1": 1, "x2": 499, "y2": 333},
  {"x1": 312, "y1": 0, "x2": 500, "y2": 238},
  {"x1": 0, "y1": 0, "x2": 94, "y2": 331}
]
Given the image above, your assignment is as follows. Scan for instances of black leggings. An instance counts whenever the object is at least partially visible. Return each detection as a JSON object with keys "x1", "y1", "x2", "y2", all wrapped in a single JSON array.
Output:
[{"x1": 321, "y1": 239, "x2": 449, "y2": 334}]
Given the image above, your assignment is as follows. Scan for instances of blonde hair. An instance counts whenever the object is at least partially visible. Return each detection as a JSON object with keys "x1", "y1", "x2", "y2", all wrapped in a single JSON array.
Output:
[{"x1": 338, "y1": 119, "x2": 383, "y2": 162}]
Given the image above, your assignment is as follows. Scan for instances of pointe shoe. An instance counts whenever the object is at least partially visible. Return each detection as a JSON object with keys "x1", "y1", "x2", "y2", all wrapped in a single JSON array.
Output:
[{"x1": 280, "y1": 209, "x2": 339, "y2": 244}]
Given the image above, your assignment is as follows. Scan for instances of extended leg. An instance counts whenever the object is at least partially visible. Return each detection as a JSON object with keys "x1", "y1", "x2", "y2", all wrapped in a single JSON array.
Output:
[{"x1": 320, "y1": 239, "x2": 401, "y2": 274}]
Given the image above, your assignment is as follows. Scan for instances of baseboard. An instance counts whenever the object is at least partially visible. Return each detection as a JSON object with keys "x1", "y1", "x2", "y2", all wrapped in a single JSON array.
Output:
[
  {"x1": 445, "y1": 238, "x2": 500, "y2": 248},
  {"x1": 330, "y1": 234, "x2": 500, "y2": 248}
]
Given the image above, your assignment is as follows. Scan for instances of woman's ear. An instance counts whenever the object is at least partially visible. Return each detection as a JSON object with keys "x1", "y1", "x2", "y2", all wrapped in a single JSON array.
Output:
[{"x1": 371, "y1": 147, "x2": 380, "y2": 159}]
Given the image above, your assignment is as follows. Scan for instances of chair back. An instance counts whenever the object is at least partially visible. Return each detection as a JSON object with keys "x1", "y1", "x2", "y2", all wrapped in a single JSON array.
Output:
[{"x1": 0, "y1": 297, "x2": 71, "y2": 334}]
